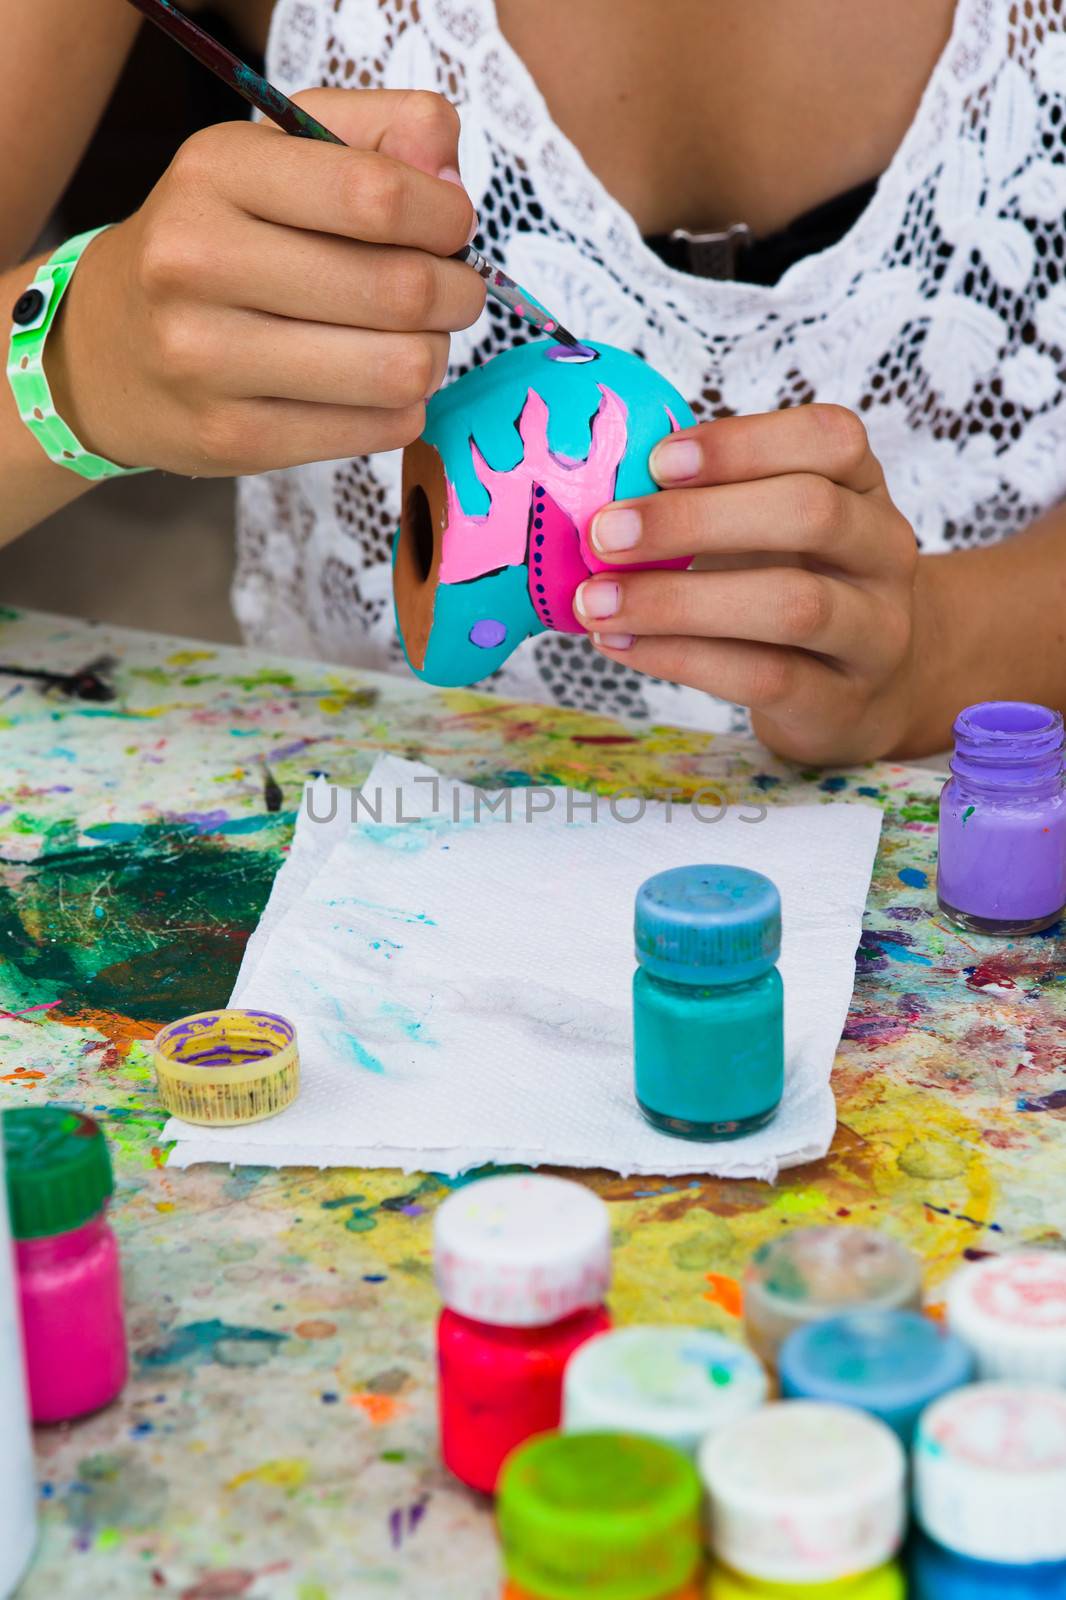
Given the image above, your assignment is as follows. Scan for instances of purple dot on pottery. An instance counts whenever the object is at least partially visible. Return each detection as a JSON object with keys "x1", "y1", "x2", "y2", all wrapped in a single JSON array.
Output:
[
  {"x1": 470, "y1": 619, "x2": 507, "y2": 649},
  {"x1": 546, "y1": 342, "x2": 598, "y2": 363}
]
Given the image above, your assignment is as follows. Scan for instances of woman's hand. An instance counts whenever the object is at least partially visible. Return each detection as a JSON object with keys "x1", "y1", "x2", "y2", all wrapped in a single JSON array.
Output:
[
  {"x1": 46, "y1": 89, "x2": 485, "y2": 476},
  {"x1": 575, "y1": 405, "x2": 926, "y2": 764}
]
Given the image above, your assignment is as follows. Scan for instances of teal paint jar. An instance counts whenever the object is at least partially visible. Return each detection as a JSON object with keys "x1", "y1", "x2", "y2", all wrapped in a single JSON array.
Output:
[{"x1": 633, "y1": 866, "x2": 784, "y2": 1140}]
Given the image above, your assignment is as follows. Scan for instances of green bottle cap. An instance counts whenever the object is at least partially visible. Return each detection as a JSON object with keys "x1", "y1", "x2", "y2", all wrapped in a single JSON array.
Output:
[
  {"x1": 2, "y1": 1107, "x2": 114, "y2": 1239},
  {"x1": 498, "y1": 1431, "x2": 702, "y2": 1600}
]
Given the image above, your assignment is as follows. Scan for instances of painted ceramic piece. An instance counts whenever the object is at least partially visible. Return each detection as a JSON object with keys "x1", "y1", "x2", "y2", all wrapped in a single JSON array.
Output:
[{"x1": 393, "y1": 340, "x2": 695, "y2": 686}]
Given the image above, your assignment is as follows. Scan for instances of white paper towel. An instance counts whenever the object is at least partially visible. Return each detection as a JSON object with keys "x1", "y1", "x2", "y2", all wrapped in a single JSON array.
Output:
[{"x1": 164, "y1": 757, "x2": 882, "y2": 1179}]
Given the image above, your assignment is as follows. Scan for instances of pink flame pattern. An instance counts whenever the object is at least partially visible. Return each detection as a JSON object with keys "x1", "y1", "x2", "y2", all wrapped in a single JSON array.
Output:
[{"x1": 437, "y1": 385, "x2": 630, "y2": 586}]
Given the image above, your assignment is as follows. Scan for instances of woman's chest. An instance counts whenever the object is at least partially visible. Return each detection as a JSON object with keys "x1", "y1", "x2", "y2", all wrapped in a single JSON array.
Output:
[
  {"x1": 240, "y1": 0, "x2": 955, "y2": 237},
  {"x1": 492, "y1": 0, "x2": 957, "y2": 237}
]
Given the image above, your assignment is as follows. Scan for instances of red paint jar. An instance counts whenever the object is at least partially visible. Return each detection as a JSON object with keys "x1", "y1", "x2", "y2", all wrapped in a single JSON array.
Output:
[{"x1": 434, "y1": 1175, "x2": 612, "y2": 1493}]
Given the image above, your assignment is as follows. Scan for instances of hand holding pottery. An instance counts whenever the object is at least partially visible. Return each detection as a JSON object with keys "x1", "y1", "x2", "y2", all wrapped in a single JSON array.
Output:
[{"x1": 393, "y1": 340, "x2": 695, "y2": 686}]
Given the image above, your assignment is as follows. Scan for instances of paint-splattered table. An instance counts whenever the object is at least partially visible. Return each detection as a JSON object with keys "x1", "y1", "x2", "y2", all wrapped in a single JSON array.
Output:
[{"x1": 0, "y1": 607, "x2": 1062, "y2": 1600}]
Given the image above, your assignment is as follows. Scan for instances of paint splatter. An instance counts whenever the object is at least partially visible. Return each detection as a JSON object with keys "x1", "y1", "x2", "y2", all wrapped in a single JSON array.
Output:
[
  {"x1": 898, "y1": 867, "x2": 929, "y2": 888},
  {"x1": 1017, "y1": 1089, "x2": 1066, "y2": 1113},
  {"x1": 348, "y1": 1394, "x2": 411, "y2": 1426},
  {"x1": 388, "y1": 1495, "x2": 429, "y2": 1548},
  {"x1": 703, "y1": 1273, "x2": 743, "y2": 1318},
  {"x1": 139, "y1": 1320, "x2": 288, "y2": 1370},
  {"x1": 226, "y1": 1459, "x2": 308, "y2": 1493}
]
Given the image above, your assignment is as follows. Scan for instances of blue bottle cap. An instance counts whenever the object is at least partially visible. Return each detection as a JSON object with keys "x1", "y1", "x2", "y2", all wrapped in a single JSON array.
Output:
[
  {"x1": 778, "y1": 1309, "x2": 974, "y2": 1443},
  {"x1": 910, "y1": 1533, "x2": 1066, "y2": 1599},
  {"x1": 635, "y1": 866, "x2": 781, "y2": 986}
]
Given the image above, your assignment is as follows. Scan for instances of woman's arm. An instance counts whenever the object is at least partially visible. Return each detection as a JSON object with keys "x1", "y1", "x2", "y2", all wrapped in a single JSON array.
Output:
[
  {"x1": 1, "y1": 3, "x2": 483, "y2": 550},
  {"x1": 0, "y1": 0, "x2": 141, "y2": 538},
  {"x1": 910, "y1": 501, "x2": 1066, "y2": 751},
  {"x1": 3, "y1": 0, "x2": 140, "y2": 262}
]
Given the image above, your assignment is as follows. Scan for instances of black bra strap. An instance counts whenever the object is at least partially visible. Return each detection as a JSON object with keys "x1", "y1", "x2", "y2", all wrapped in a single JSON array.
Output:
[{"x1": 644, "y1": 176, "x2": 881, "y2": 286}]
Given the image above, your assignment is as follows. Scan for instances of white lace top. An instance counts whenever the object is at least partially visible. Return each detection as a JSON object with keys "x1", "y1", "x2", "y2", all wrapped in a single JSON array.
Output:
[{"x1": 234, "y1": 0, "x2": 1066, "y2": 732}]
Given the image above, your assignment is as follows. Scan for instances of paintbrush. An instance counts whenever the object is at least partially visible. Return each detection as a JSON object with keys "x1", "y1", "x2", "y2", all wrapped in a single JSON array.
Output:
[
  {"x1": 125, "y1": 0, "x2": 581, "y2": 349},
  {"x1": 0, "y1": 656, "x2": 117, "y2": 702}
]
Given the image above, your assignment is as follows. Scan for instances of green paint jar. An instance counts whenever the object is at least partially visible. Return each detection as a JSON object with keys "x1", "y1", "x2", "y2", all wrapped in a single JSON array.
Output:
[
  {"x1": 633, "y1": 867, "x2": 784, "y2": 1140},
  {"x1": 497, "y1": 1429, "x2": 703, "y2": 1600}
]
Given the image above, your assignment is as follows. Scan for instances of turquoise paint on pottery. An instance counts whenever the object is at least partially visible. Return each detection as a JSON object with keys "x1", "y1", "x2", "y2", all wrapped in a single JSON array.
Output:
[
  {"x1": 393, "y1": 340, "x2": 695, "y2": 687},
  {"x1": 633, "y1": 866, "x2": 784, "y2": 1141}
]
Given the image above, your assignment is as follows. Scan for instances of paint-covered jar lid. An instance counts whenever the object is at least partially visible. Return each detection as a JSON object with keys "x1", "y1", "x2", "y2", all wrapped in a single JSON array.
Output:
[
  {"x1": 778, "y1": 1309, "x2": 973, "y2": 1442},
  {"x1": 434, "y1": 1174, "x2": 611, "y2": 1327},
  {"x1": 2, "y1": 1107, "x2": 114, "y2": 1239},
  {"x1": 635, "y1": 867, "x2": 781, "y2": 986},
  {"x1": 914, "y1": 1383, "x2": 1066, "y2": 1565},
  {"x1": 699, "y1": 1401, "x2": 907, "y2": 1585},
  {"x1": 944, "y1": 1250, "x2": 1066, "y2": 1385},
  {"x1": 743, "y1": 1225, "x2": 923, "y2": 1363},
  {"x1": 498, "y1": 1430, "x2": 702, "y2": 1600},
  {"x1": 563, "y1": 1325, "x2": 767, "y2": 1458}
]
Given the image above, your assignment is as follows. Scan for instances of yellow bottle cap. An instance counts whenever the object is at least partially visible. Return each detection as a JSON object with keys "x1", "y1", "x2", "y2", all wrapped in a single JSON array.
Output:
[
  {"x1": 707, "y1": 1561, "x2": 905, "y2": 1599},
  {"x1": 150, "y1": 1009, "x2": 299, "y2": 1126}
]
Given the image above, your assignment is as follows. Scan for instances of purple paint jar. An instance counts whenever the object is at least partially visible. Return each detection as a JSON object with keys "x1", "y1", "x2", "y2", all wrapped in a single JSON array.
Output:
[
  {"x1": 937, "y1": 702, "x2": 1066, "y2": 936},
  {"x1": 2, "y1": 1107, "x2": 127, "y2": 1424}
]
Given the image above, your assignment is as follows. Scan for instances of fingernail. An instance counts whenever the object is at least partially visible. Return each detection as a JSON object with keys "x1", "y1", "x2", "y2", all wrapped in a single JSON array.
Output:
[
  {"x1": 651, "y1": 438, "x2": 702, "y2": 484},
  {"x1": 593, "y1": 632, "x2": 635, "y2": 650},
  {"x1": 575, "y1": 580, "x2": 620, "y2": 621},
  {"x1": 438, "y1": 166, "x2": 479, "y2": 246},
  {"x1": 591, "y1": 508, "x2": 642, "y2": 554}
]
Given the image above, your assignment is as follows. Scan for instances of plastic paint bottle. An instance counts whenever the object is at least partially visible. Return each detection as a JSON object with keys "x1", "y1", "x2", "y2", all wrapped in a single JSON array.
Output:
[
  {"x1": 909, "y1": 1534, "x2": 1066, "y2": 1600},
  {"x1": 913, "y1": 1383, "x2": 1066, "y2": 1589},
  {"x1": 944, "y1": 1250, "x2": 1066, "y2": 1384},
  {"x1": 742, "y1": 1225, "x2": 923, "y2": 1365},
  {"x1": 2, "y1": 1107, "x2": 128, "y2": 1424},
  {"x1": 498, "y1": 1430, "x2": 703, "y2": 1600},
  {"x1": 562, "y1": 1324, "x2": 767, "y2": 1457},
  {"x1": 0, "y1": 1136, "x2": 37, "y2": 1599},
  {"x1": 777, "y1": 1308, "x2": 973, "y2": 1442},
  {"x1": 434, "y1": 1173, "x2": 612, "y2": 1493},
  {"x1": 633, "y1": 866, "x2": 784, "y2": 1140},
  {"x1": 698, "y1": 1401, "x2": 907, "y2": 1588},
  {"x1": 937, "y1": 701, "x2": 1066, "y2": 935},
  {"x1": 707, "y1": 1560, "x2": 906, "y2": 1599}
]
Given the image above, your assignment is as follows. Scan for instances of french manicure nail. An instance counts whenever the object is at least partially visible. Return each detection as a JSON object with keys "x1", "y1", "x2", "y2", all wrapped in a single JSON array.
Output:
[
  {"x1": 591, "y1": 508, "x2": 642, "y2": 553},
  {"x1": 651, "y1": 438, "x2": 702, "y2": 484},
  {"x1": 575, "y1": 580, "x2": 620, "y2": 620},
  {"x1": 593, "y1": 632, "x2": 635, "y2": 650}
]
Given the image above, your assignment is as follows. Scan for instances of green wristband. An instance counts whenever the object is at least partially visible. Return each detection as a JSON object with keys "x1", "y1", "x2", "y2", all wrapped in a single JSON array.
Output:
[{"x1": 7, "y1": 227, "x2": 151, "y2": 482}]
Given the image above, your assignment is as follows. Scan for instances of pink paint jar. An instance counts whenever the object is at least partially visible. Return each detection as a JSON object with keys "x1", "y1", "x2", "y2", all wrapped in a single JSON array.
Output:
[
  {"x1": 2, "y1": 1107, "x2": 127, "y2": 1424},
  {"x1": 434, "y1": 1174, "x2": 613, "y2": 1494}
]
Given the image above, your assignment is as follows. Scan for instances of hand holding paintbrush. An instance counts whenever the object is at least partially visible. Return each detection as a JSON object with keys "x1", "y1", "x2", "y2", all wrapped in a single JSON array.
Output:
[
  {"x1": 126, "y1": 0, "x2": 579, "y2": 350},
  {"x1": 44, "y1": 85, "x2": 498, "y2": 477},
  {"x1": 38, "y1": 5, "x2": 578, "y2": 480}
]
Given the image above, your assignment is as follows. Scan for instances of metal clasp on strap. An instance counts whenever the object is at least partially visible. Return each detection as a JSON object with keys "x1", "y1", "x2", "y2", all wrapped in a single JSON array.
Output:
[{"x1": 667, "y1": 222, "x2": 753, "y2": 280}]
